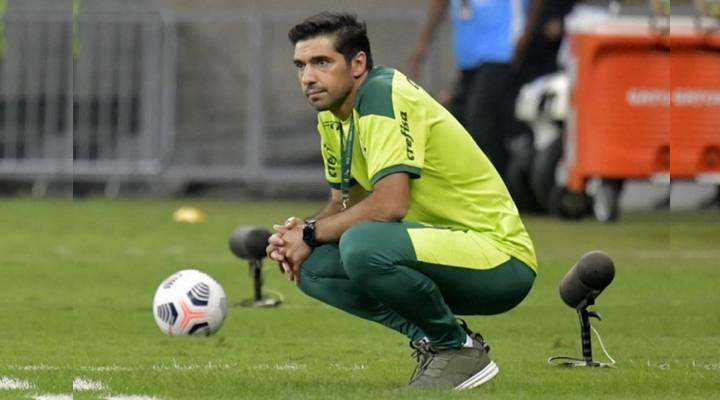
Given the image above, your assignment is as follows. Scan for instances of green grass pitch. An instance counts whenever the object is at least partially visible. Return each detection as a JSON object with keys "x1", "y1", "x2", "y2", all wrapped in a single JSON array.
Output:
[{"x1": 0, "y1": 198, "x2": 718, "y2": 399}]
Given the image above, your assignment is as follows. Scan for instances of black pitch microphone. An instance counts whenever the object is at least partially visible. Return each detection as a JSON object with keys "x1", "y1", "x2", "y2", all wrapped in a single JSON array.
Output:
[
  {"x1": 228, "y1": 226, "x2": 282, "y2": 308},
  {"x1": 550, "y1": 250, "x2": 616, "y2": 368},
  {"x1": 559, "y1": 250, "x2": 615, "y2": 309},
  {"x1": 229, "y1": 226, "x2": 272, "y2": 260}
]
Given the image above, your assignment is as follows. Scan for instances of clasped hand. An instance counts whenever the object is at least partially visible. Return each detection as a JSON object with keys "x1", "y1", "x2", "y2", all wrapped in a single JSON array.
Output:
[{"x1": 265, "y1": 216, "x2": 311, "y2": 283}]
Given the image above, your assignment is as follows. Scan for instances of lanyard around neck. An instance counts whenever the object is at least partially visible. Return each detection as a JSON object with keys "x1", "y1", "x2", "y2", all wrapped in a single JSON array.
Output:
[{"x1": 338, "y1": 117, "x2": 355, "y2": 210}]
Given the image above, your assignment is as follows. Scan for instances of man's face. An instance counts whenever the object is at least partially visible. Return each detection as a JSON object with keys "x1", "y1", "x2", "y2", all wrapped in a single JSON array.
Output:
[{"x1": 293, "y1": 36, "x2": 354, "y2": 113}]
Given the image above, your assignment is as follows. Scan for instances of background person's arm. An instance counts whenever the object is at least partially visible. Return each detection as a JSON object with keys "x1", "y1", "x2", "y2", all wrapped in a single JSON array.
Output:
[
  {"x1": 512, "y1": 0, "x2": 544, "y2": 71},
  {"x1": 408, "y1": 0, "x2": 449, "y2": 80}
]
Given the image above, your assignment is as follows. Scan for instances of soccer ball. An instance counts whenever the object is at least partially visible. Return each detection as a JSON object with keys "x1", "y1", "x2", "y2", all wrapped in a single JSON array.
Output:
[{"x1": 152, "y1": 269, "x2": 227, "y2": 336}]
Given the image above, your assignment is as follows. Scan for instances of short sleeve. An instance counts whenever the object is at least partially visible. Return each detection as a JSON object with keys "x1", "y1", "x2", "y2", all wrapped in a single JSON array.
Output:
[
  {"x1": 359, "y1": 112, "x2": 425, "y2": 186},
  {"x1": 354, "y1": 68, "x2": 426, "y2": 186}
]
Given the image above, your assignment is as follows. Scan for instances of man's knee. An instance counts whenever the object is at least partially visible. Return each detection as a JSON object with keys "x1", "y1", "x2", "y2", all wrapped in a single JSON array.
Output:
[
  {"x1": 339, "y1": 223, "x2": 376, "y2": 280},
  {"x1": 300, "y1": 244, "x2": 343, "y2": 280},
  {"x1": 297, "y1": 245, "x2": 340, "y2": 300},
  {"x1": 338, "y1": 222, "x2": 411, "y2": 283}
]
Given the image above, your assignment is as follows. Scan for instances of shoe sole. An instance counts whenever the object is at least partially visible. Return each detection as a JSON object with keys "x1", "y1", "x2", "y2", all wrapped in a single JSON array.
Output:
[{"x1": 454, "y1": 361, "x2": 499, "y2": 390}]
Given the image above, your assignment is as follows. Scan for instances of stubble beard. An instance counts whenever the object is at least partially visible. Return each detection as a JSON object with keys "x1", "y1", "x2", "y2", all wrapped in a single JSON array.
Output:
[{"x1": 311, "y1": 86, "x2": 353, "y2": 115}]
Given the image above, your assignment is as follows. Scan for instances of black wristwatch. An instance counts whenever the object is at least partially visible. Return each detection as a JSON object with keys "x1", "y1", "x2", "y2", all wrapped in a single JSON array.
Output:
[{"x1": 302, "y1": 219, "x2": 322, "y2": 248}]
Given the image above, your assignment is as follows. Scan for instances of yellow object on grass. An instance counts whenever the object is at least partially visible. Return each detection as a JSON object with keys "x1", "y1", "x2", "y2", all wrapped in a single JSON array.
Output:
[{"x1": 172, "y1": 207, "x2": 207, "y2": 224}]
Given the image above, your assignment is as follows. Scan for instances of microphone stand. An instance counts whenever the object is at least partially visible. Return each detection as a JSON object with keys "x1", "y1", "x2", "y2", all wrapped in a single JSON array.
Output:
[
  {"x1": 237, "y1": 258, "x2": 282, "y2": 308},
  {"x1": 549, "y1": 297, "x2": 615, "y2": 368},
  {"x1": 578, "y1": 301, "x2": 602, "y2": 367}
]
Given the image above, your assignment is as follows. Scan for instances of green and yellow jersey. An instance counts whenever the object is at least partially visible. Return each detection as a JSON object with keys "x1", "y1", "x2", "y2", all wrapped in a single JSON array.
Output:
[{"x1": 316, "y1": 66, "x2": 537, "y2": 272}]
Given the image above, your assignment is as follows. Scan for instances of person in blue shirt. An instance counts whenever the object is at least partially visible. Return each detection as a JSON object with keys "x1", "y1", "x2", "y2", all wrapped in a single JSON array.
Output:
[{"x1": 409, "y1": 0, "x2": 542, "y2": 176}]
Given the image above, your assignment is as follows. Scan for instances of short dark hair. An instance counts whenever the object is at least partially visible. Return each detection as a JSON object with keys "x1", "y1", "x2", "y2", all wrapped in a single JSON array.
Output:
[{"x1": 288, "y1": 12, "x2": 374, "y2": 71}]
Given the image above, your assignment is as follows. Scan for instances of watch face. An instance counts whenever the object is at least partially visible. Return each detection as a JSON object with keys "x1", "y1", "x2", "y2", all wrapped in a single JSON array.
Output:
[{"x1": 303, "y1": 221, "x2": 317, "y2": 247}]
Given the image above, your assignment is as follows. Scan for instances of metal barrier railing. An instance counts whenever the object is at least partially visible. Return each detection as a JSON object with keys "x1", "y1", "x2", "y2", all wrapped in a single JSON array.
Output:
[
  {"x1": 0, "y1": 1, "x2": 170, "y2": 195},
  {"x1": 0, "y1": 3, "x2": 441, "y2": 196},
  {"x1": 73, "y1": 8, "x2": 168, "y2": 178},
  {"x1": 0, "y1": 10, "x2": 73, "y2": 176}
]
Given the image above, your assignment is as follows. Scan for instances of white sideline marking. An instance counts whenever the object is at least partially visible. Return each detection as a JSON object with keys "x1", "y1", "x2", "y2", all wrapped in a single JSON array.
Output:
[
  {"x1": 81, "y1": 365, "x2": 135, "y2": 372},
  {"x1": 0, "y1": 376, "x2": 32, "y2": 390},
  {"x1": 7, "y1": 361, "x2": 369, "y2": 374},
  {"x1": 150, "y1": 360, "x2": 237, "y2": 371},
  {"x1": 6, "y1": 364, "x2": 60, "y2": 371},
  {"x1": 330, "y1": 363, "x2": 367, "y2": 371},
  {"x1": 73, "y1": 377, "x2": 106, "y2": 391},
  {"x1": 104, "y1": 396, "x2": 162, "y2": 400},
  {"x1": 29, "y1": 395, "x2": 72, "y2": 400},
  {"x1": 248, "y1": 362, "x2": 306, "y2": 371}
]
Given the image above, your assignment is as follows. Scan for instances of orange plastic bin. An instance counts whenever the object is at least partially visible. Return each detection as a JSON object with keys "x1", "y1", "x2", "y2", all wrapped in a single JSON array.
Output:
[
  {"x1": 669, "y1": 23, "x2": 720, "y2": 182},
  {"x1": 564, "y1": 16, "x2": 720, "y2": 220}
]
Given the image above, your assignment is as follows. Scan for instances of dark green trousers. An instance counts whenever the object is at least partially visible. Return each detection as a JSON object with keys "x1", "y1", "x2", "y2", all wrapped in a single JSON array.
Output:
[{"x1": 298, "y1": 222, "x2": 535, "y2": 348}]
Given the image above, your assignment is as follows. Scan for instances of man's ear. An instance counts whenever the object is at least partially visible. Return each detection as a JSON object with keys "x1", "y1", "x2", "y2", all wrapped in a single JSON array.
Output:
[{"x1": 352, "y1": 52, "x2": 368, "y2": 78}]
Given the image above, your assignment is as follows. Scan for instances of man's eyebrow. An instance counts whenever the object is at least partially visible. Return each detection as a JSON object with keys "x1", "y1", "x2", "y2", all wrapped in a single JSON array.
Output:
[
  {"x1": 308, "y1": 55, "x2": 333, "y2": 62},
  {"x1": 293, "y1": 55, "x2": 332, "y2": 65}
]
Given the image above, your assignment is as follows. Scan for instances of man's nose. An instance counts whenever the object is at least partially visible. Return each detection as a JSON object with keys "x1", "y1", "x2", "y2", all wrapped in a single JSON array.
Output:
[{"x1": 301, "y1": 66, "x2": 316, "y2": 85}]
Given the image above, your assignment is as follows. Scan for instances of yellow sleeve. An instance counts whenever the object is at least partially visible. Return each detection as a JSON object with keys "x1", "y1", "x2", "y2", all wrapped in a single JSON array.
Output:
[{"x1": 359, "y1": 112, "x2": 425, "y2": 186}]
